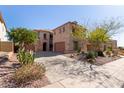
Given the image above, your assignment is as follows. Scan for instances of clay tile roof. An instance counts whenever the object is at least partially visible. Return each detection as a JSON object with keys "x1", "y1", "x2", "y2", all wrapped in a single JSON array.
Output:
[
  {"x1": 0, "y1": 12, "x2": 8, "y2": 32},
  {"x1": 52, "y1": 21, "x2": 78, "y2": 31},
  {"x1": 33, "y1": 29, "x2": 53, "y2": 33}
]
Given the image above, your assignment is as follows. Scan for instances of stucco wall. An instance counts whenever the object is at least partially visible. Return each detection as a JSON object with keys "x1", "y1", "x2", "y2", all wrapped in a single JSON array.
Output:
[
  {"x1": 34, "y1": 31, "x2": 52, "y2": 51},
  {"x1": 53, "y1": 22, "x2": 74, "y2": 52}
]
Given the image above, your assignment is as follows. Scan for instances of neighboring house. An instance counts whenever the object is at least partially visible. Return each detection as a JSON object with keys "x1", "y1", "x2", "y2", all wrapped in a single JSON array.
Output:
[
  {"x1": 0, "y1": 12, "x2": 13, "y2": 52},
  {"x1": 0, "y1": 12, "x2": 8, "y2": 41},
  {"x1": 33, "y1": 29, "x2": 53, "y2": 52},
  {"x1": 53, "y1": 21, "x2": 117, "y2": 53}
]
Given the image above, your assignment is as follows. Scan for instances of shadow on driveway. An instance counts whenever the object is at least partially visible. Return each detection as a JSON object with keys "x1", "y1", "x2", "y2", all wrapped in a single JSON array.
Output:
[
  {"x1": 35, "y1": 51, "x2": 63, "y2": 58},
  {"x1": 0, "y1": 56, "x2": 8, "y2": 65}
]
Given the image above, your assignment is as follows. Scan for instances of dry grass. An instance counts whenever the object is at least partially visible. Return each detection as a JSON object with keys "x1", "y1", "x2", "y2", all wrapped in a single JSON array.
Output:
[{"x1": 13, "y1": 63, "x2": 45, "y2": 85}]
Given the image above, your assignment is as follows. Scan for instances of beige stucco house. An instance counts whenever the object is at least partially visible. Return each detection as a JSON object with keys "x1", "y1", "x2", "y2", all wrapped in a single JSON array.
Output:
[
  {"x1": 27, "y1": 21, "x2": 117, "y2": 53},
  {"x1": 53, "y1": 21, "x2": 77, "y2": 53},
  {"x1": 53, "y1": 21, "x2": 117, "y2": 53}
]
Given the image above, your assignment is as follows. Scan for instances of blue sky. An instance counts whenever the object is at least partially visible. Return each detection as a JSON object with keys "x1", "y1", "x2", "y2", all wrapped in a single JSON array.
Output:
[{"x1": 0, "y1": 5, "x2": 124, "y2": 46}]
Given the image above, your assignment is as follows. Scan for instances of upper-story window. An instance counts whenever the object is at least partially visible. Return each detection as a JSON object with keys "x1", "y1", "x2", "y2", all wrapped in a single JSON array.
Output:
[
  {"x1": 50, "y1": 34, "x2": 53, "y2": 39},
  {"x1": 59, "y1": 28, "x2": 61, "y2": 33},
  {"x1": 44, "y1": 33, "x2": 47, "y2": 39},
  {"x1": 63, "y1": 27, "x2": 65, "y2": 32}
]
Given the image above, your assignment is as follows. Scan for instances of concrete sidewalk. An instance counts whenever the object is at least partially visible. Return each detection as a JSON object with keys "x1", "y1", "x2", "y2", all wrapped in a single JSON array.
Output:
[{"x1": 43, "y1": 57, "x2": 124, "y2": 88}]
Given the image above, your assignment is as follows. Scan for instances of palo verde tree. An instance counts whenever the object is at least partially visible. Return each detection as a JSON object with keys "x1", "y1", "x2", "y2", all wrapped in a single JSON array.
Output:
[
  {"x1": 90, "y1": 18, "x2": 123, "y2": 51},
  {"x1": 72, "y1": 18, "x2": 123, "y2": 52},
  {"x1": 88, "y1": 27, "x2": 110, "y2": 51},
  {"x1": 72, "y1": 25, "x2": 87, "y2": 40},
  {"x1": 72, "y1": 24, "x2": 87, "y2": 52},
  {"x1": 8, "y1": 28, "x2": 38, "y2": 51}
]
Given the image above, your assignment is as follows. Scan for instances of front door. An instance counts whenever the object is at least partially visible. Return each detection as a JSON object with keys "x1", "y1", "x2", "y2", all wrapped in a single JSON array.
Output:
[
  {"x1": 87, "y1": 44, "x2": 93, "y2": 51},
  {"x1": 43, "y1": 42, "x2": 47, "y2": 51},
  {"x1": 73, "y1": 41, "x2": 79, "y2": 51}
]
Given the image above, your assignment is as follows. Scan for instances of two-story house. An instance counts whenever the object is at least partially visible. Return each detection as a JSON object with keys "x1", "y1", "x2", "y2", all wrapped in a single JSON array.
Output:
[
  {"x1": 26, "y1": 21, "x2": 117, "y2": 53},
  {"x1": 53, "y1": 21, "x2": 117, "y2": 53}
]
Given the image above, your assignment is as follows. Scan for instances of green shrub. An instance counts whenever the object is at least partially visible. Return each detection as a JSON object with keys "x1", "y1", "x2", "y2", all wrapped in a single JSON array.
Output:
[
  {"x1": 106, "y1": 47, "x2": 112, "y2": 51},
  {"x1": 86, "y1": 51, "x2": 97, "y2": 64},
  {"x1": 86, "y1": 51, "x2": 98, "y2": 59},
  {"x1": 97, "y1": 51, "x2": 104, "y2": 57},
  {"x1": 94, "y1": 51, "x2": 98, "y2": 57},
  {"x1": 17, "y1": 49, "x2": 34, "y2": 65},
  {"x1": 77, "y1": 47, "x2": 81, "y2": 53},
  {"x1": 13, "y1": 63, "x2": 46, "y2": 85}
]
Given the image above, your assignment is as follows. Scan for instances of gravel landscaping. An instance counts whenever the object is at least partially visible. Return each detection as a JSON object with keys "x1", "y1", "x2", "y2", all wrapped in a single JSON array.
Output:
[{"x1": 0, "y1": 51, "x2": 124, "y2": 88}]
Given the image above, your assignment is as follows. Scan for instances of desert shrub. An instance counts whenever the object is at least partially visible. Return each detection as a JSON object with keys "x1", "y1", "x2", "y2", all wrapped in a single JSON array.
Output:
[
  {"x1": 106, "y1": 47, "x2": 112, "y2": 51},
  {"x1": 17, "y1": 49, "x2": 34, "y2": 65},
  {"x1": 13, "y1": 63, "x2": 46, "y2": 85},
  {"x1": 94, "y1": 51, "x2": 98, "y2": 57},
  {"x1": 77, "y1": 47, "x2": 81, "y2": 53},
  {"x1": 118, "y1": 47, "x2": 124, "y2": 50},
  {"x1": 81, "y1": 51, "x2": 85, "y2": 54},
  {"x1": 86, "y1": 51, "x2": 97, "y2": 59},
  {"x1": 105, "y1": 51, "x2": 112, "y2": 57},
  {"x1": 86, "y1": 51, "x2": 97, "y2": 64},
  {"x1": 97, "y1": 51, "x2": 104, "y2": 57},
  {"x1": 104, "y1": 47, "x2": 113, "y2": 57}
]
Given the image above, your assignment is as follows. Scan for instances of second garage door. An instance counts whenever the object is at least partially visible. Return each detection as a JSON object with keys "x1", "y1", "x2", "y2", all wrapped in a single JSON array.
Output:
[{"x1": 54, "y1": 42, "x2": 65, "y2": 52}]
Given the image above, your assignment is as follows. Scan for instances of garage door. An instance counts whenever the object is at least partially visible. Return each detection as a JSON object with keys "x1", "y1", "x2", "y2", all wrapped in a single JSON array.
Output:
[{"x1": 54, "y1": 42, "x2": 65, "y2": 52}]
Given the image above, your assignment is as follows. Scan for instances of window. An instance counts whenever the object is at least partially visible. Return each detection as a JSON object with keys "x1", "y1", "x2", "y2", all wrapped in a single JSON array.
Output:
[
  {"x1": 73, "y1": 41, "x2": 79, "y2": 51},
  {"x1": 59, "y1": 28, "x2": 61, "y2": 33},
  {"x1": 44, "y1": 33, "x2": 47, "y2": 39},
  {"x1": 63, "y1": 27, "x2": 65, "y2": 32},
  {"x1": 50, "y1": 34, "x2": 53, "y2": 39}
]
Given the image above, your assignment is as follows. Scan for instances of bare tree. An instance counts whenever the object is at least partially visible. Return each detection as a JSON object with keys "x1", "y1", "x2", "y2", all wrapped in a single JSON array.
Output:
[{"x1": 98, "y1": 17, "x2": 124, "y2": 36}]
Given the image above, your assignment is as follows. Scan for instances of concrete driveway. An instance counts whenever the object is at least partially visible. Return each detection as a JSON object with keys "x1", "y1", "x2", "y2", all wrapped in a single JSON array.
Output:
[{"x1": 35, "y1": 52, "x2": 124, "y2": 88}]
